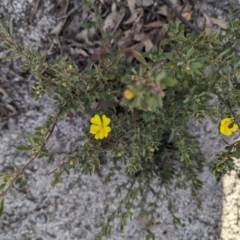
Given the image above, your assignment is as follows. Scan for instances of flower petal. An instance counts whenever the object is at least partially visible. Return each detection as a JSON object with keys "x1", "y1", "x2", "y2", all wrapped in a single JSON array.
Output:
[
  {"x1": 104, "y1": 126, "x2": 111, "y2": 137},
  {"x1": 90, "y1": 124, "x2": 100, "y2": 134},
  {"x1": 102, "y1": 115, "x2": 111, "y2": 127},
  {"x1": 220, "y1": 124, "x2": 232, "y2": 136},
  {"x1": 90, "y1": 114, "x2": 102, "y2": 126},
  {"x1": 220, "y1": 118, "x2": 233, "y2": 126},
  {"x1": 230, "y1": 123, "x2": 238, "y2": 133},
  {"x1": 95, "y1": 129, "x2": 105, "y2": 139}
]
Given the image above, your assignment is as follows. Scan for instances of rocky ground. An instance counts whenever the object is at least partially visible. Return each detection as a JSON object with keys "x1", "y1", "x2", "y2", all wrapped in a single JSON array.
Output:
[{"x1": 0, "y1": 0, "x2": 239, "y2": 239}]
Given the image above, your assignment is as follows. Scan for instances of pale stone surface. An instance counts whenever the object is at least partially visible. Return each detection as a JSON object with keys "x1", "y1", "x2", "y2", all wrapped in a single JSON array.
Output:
[{"x1": 220, "y1": 156, "x2": 240, "y2": 240}]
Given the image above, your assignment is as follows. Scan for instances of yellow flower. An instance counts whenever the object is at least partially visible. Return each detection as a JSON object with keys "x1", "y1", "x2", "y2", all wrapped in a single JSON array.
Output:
[
  {"x1": 90, "y1": 114, "x2": 111, "y2": 140},
  {"x1": 124, "y1": 89, "x2": 135, "y2": 100},
  {"x1": 219, "y1": 117, "x2": 239, "y2": 136}
]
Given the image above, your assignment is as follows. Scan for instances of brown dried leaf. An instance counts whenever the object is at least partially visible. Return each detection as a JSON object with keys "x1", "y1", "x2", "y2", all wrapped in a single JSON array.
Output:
[
  {"x1": 136, "y1": 0, "x2": 154, "y2": 7},
  {"x1": 157, "y1": 6, "x2": 168, "y2": 17},
  {"x1": 56, "y1": 0, "x2": 69, "y2": 16},
  {"x1": 103, "y1": 3, "x2": 123, "y2": 31},
  {"x1": 31, "y1": 0, "x2": 41, "y2": 19},
  {"x1": 143, "y1": 39, "x2": 153, "y2": 52},
  {"x1": 123, "y1": 29, "x2": 134, "y2": 38},
  {"x1": 74, "y1": 29, "x2": 98, "y2": 46},
  {"x1": 124, "y1": 12, "x2": 139, "y2": 25},
  {"x1": 117, "y1": 35, "x2": 134, "y2": 48},
  {"x1": 170, "y1": 0, "x2": 180, "y2": 5},
  {"x1": 203, "y1": 13, "x2": 213, "y2": 35},
  {"x1": 127, "y1": 0, "x2": 136, "y2": 13},
  {"x1": 50, "y1": 22, "x2": 65, "y2": 35},
  {"x1": 209, "y1": 17, "x2": 228, "y2": 29},
  {"x1": 64, "y1": 15, "x2": 82, "y2": 37},
  {"x1": 124, "y1": 8, "x2": 144, "y2": 25},
  {"x1": 128, "y1": 43, "x2": 144, "y2": 62},
  {"x1": 134, "y1": 33, "x2": 147, "y2": 42},
  {"x1": 91, "y1": 47, "x2": 110, "y2": 62},
  {"x1": 144, "y1": 21, "x2": 164, "y2": 28},
  {"x1": 74, "y1": 48, "x2": 89, "y2": 57},
  {"x1": 182, "y1": 11, "x2": 192, "y2": 21}
]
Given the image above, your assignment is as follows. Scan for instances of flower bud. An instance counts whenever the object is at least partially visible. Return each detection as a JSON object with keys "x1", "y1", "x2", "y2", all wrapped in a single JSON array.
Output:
[
  {"x1": 116, "y1": 151, "x2": 123, "y2": 157},
  {"x1": 149, "y1": 147, "x2": 155, "y2": 152},
  {"x1": 62, "y1": 81, "x2": 68, "y2": 87},
  {"x1": 69, "y1": 159, "x2": 75, "y2": 165},
  {"x1": 123, "y1": 89, "x2": 135, "y2": 100},
  {"x1": 40, "y1": 128, "x2": 48, "y2": 135}
]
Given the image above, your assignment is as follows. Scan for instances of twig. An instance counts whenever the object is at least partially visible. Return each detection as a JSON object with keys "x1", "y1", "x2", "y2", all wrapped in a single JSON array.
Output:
[
  {"x1": 162, "y1": 0, "x2": 201, "y2": 35},
  {"x1": 46, "y1": 158, "x2": 72, "y2": 176},
  {"x1": 31, "y1": 0, "x2": 42, "y2": 19},
  {"x1": 3, "y1": 67, "x2": 25, "y2": 81},
  {"x1": 214, "y1": 92, "x2": 236, "y2": 119},
  {"x1": 112, "y1": 12, "x2": 125, "y2": 34},
  {"x1": 0, "y1": 110, "x2": 62, "y2": 199},
  {"x1": 50, "y1": 7, "x2": 78, "y2": 20}
]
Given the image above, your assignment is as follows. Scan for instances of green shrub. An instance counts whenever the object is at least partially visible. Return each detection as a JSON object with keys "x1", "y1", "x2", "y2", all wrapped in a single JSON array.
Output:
[{"x1": 1, "y1": 7, "x2": 240, "y2": 239}]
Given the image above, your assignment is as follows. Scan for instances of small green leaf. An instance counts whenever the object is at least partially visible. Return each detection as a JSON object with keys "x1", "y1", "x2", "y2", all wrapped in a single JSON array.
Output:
[
  {"x1": 16, "y1": 145, "x2": 30, "y2": 151},
  {"x1": 155, "y1": 72, "x2": 166, "y2": 84},
  {"x1": 185, "y1": 47, "x2": 194, "y2": 60},
  {"x1": 190, "y1": 62, "x2": 203, "y2": 69},
  {"x1": 25, "y1": 133, "x2": 43, "y2": 140},
  {"x1": 46, "y1": 86, "x2": 54, "y2": 97},
  {"x1": 176, "y1": 34, "x2": 187, "y2": 41},
  {"x1": 8, "y1": 19, "x2": 13, "y2": 36},
  {"x1": 0, "y1": 184, "x2": 6, "y2": 191},
  {"x1": 101, "y1": 74, "x2": 115, "y2": 81},
  {"x1": 0, "y1": 198, "x2": 3, "y2": 217},
  {"x1": 112, "y1": 54, "x2": 123, "y2": 66},
  {"x1": 82, "y1": 22, "x2": 95, "y2": 29},
  {"x1": 232, "y1": 90, "x2": 240, "y2": 97},
  {"x1": 168, "y1": 128, "x2": 175, "y2": 142},
  {"x1": 18, "y1": 175, "x2": 27, "y2": 189},
  {"x1": 40, "y1": 148, "x2": 49, "y2": 154},
  {"x1": 161, "y1": 77, "x2": 178, "y2": 87},
  {"x1": 160, "y1": 39, "x2": 171, "y2": 46},
  {"x1": 230, "y1": 151, "x2": 240, "y2": 158},
  {"x1": 141, "y1": 112, "x2": 155, "y2": 122},
  {"x1": 173, "y1": 216, "x2": 181, "y2": 225},
  {"x1": 121, "y1": 75, "x2": 131, "y2": 84},
  {"x1": 104, "y1": 204, "x2": 109, "y2": 214},
  {"x1": 131, "y1": 50, "x2": 150, "y2": 68},
  {"x1": 219, "y1": 48, "x2": 231, "y2": 57},
  {"x1": 163, "y1": 23, "x2": 169, "y2": 31},
  {"x1": 1, "y1": 55, "x2": 15, "y2": 62}
]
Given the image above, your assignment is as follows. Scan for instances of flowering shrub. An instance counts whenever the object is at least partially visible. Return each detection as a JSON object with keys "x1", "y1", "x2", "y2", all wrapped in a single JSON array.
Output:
[{"x1": 1, "y1": 7, "x2": 240, "y2": 239}]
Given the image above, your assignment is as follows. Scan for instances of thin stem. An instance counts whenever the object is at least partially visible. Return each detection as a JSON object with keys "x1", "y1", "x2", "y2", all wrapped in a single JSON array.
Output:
[
  {"x1": 214, "y1": 92, "x2": 236, "y2": 119},
  {"x1": 46, "y1": 158, "x2": 72, "y2": 176},
  {"x1": 0, "y1": 110, "x2": 62, "y2": 198}
]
